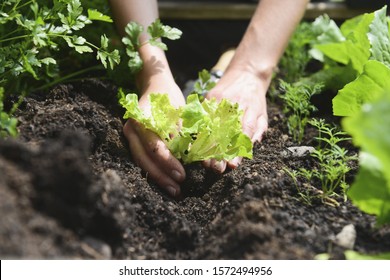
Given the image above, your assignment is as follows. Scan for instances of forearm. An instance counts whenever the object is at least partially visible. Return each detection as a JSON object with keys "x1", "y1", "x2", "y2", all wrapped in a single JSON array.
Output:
[
  {"x1": 109, "y1": 0, "x2": 173, "y2": 92},
  {"x1": 228, "y1": 0, "x2": 308, "y2": 84},
  {"x1": 109, "y1": 0, "x2": 158, "y2": 40}
]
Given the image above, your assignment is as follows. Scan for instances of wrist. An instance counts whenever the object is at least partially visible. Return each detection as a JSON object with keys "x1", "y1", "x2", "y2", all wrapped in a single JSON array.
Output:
[
  {"x1": 224, "y1": 63, "x2": 274, "y2": 94},
  {"x1": 136, "y1": 43, "x2": 174, "y2": 91}
]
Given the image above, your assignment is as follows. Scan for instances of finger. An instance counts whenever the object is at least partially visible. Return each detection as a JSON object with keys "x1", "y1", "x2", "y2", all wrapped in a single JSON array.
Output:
[
  {"x1": 208, "y1": 159, "x2": 227, "y2": 174},
  {"x1": 241, "y1": 110, "x2": 258, "y2": 140},
  {"x1": 140, "y1": 127, "x2": 186, "y2": 183},
  {"x1": 251, "y1": 116, "x2": 268, "y2": 143},
  {"x1": 124, "y1": 122, "x2": 182, "y2": 197},
  {"x1": 227, "y1": 156, "x2": 242, "y2": 169},
  {"x1": 202, "y1": 159, "x2": 212, "y2": 169}
]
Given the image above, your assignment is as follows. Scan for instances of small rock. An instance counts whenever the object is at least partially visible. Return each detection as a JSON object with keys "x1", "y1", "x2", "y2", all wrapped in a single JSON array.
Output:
[
  {"x1": 281, "y1": 146, "x2": 315, "y2": 157},
  {"x1": 334, "y1": 224, "x2": 356, "y2": 249},
  {"x1": 82, "y1": 237, "x2": 112, "y2": 259}
]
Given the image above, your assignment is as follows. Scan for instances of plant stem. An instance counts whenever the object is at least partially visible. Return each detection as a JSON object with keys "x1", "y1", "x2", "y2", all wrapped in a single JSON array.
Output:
[{"x1": 33, "y1": 64, "x2": 104, "y2": 92}]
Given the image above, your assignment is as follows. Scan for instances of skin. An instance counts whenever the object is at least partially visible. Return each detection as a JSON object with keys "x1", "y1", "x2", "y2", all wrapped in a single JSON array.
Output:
[{"x1": 109, "y1": 0, "x2": 309, "y2": 198}]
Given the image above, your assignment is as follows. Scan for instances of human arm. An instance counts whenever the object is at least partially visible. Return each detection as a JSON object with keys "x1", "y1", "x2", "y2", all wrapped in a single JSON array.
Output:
[
  {"x1": 109, "y1": 0, "x2": 186, "y2": 197},
  {"x1": 205, "y1": 0, "x2": 309, "y2": 172}
]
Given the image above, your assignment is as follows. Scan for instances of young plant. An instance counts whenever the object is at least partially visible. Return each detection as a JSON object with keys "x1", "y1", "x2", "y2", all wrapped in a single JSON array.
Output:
[
  {"x1": 118, "y1": 71, "x2": 252, "y2": 164},
  {"x1": 309, "y1": 119, "x2": 357, "y2": 197},
  {"x1": 122, "y1": 19, "x2": 182, "y2": 73},
  {"x1": 0, "y1": 0, "x2": 122, "y2": 138},
  {"x1": 189, "y1": 69, "x2": 217, "y2": 99},
  {"x1": 278, "y1": 22, "x2": 316, "y2": 83},
  {"x1": 279, "y1": 80, "x2": 323, "y2": 143},
  {"x1": 285, "y1": 119, "x2": 357, "y2": 205},
  {"x1": 0, "y1": 0, "x2": 120, "y2": 97}
]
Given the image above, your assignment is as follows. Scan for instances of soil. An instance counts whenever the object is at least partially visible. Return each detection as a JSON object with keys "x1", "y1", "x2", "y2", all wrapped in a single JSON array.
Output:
[{"x1": 1, "y1": 79, "x2": 389, "y2": 260}]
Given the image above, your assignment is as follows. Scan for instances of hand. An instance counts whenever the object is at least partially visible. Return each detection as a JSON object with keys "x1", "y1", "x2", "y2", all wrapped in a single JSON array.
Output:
[
  {"x1": 123, "y1": 77, "x2": 186, "y2": 198},
  {"x1": 204, "y1": 69, "x2": 269, "y2": 173}
]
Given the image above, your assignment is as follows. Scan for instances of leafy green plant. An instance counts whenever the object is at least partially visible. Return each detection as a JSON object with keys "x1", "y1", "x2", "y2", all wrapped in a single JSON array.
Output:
[
  {"x1": 0, "y1": 0, "x2": 120, "y2": 96},
  {"x1": 308, "y1": 6, "x2": 390, "y2": 117},
  {"x1": 122, "y1": 19, "x2": 182, "y2": 73},
  {"x1": 118, "y1": 89, "x2": 252, "y2": 164},
  {"x1": 343, "y1": 92, "x2": 390, "y2": 226},
  {"x1": 0, "y1": 0, "x2": 122, "y2": 137},
  {"x1": 278, "y1": 22, "x2": 316, "y2": 83},
  {"x1": 279, "y1": 80, "x2": 323, "y2": 143},
  {"x1": 308, "y1": 119, "x2": 357, "y2": 197},
  {"x1": 285, "y1": 119, "x2": 357, "y2": 205},
  {"x1": 0, "y1": 87, "x2": 17, "y2": 137}
]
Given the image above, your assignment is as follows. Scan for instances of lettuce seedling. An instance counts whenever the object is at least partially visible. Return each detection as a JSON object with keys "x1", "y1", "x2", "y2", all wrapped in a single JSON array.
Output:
[{"x1": 118, "y1": 91, "x2": 252, "y2": 164}]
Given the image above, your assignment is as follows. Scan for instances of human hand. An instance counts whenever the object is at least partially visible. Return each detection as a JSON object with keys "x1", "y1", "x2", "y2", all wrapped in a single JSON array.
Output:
[
  {"x1": 123, "y1": 78, "x2": 186, "y2": 198},
  {"x1": 204, "y1": 69, "x2": 269, "y2": 173}
]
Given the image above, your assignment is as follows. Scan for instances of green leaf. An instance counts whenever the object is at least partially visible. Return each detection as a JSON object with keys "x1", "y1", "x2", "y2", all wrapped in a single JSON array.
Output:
[
  {"x1": 345, "y1": 250, "x2": 390, "y2": 260},
  {"x1": 74, "y1": 45, "x2": 93, "y2": 54},
  {"x1": 368, "y1": 6, "x2": 390, "y2": 67},
  {"x1": 0, "y1": 87, "x2": 18, "y2": 138},
  {"x1": 100, "y1": 34, "x2": 109, "y2": 49},
  {"x1": 40, "y1": 57, "x2": 57, "y2": 65},
  {"x1": 21, "y1": 51, "x2": 38, "y2": 80},
  {"x1": 87, "y1": 9, "x2": 113, "y2": 23},
  {"x1": 118, "y1": 90, "x2": 150, "y2": 126},
  {"x1": 150, "y1": 93, "x2": 181, "y2": 141},
  {"x1": 123, "y1": 21, "x2": 143, "y2": 50},
  {"x1": 347, "y1": 152, "x2": 390, "y2": 225},
  {"x1": 343, "y1": 92, "x2": 390, "y2": 225},
  {"x1": 313, "y1": 11, "x2": 374, "y2": 73},
  {"x1": 333, "y1": 60, "x2": 390, "y2": 116},
  {"x1": 311, "y1": 14, "x2": 345, "y2": 44},
  {"x1": 147, "y1": 19, "x2": 165, "y2": 39},
  {"x1": 107, "y1": 50, "x2": 120, "y2": 70},
  {"x1": 118, "y1": 91, "x2": 252, "y2": 164},
  {"x1": 147, "y1": 19, "x2": 182, "y2": 50}
]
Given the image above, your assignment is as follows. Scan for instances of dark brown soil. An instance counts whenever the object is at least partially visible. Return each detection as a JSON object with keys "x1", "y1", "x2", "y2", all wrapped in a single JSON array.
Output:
[{"x1": 1, "y1": 79, "x2": 389, "y2": 259}]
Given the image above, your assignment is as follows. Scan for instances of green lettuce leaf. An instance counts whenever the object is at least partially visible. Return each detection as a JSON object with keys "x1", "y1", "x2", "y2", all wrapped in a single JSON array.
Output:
[
  {"x1": 118, "y1": 91, "x2": 252, "y2": 164},
  {"x1": 333, "y1": 60, "x2": 390, "y2": 116},
  {"x1": 313, "y1": 11, "x2": 373, "y2": 73},
  {"x1": 343, "y1": 92, "x2": 390, "y2": 225},
  {"x1": 368, "y1": 6, "x2": 390, "y2": 67}
]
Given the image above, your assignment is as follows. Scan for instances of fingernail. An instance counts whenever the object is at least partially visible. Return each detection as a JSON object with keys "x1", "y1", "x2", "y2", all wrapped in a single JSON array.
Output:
[
  {"x1": 171, "y1": 170, "x2": 183, "y2": 182},
  {"x1": 166, "y1": 186, "x2": 177, "y2": 197},
  {"x1": 213, "y1": 161, "x2": 226, "y2": 173},
  {"x1": 230, "y1": 158, "x2": 242, "y2": 168}
]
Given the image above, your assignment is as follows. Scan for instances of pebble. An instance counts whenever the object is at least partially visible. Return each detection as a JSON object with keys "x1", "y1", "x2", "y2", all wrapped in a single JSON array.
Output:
[
  {"x1": 334, "y1": 224, "x2": 356, "y2": 249},
  {"x1": 281, "y1": 146, "x2": 315, "y2": 157}
]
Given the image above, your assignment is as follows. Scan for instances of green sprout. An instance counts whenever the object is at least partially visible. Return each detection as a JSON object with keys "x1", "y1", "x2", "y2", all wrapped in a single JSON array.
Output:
[
  {"x1": 285, "y1": 119, "x2": 357, "y2": 205},
  {"x1": 279, "y1": 80, "x2": 323, "y2": 143}
]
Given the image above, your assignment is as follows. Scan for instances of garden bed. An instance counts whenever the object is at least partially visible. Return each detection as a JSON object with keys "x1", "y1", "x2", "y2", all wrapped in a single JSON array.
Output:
[{"x1": 1, "y1": 78, "x2": 389, "y2": 259}]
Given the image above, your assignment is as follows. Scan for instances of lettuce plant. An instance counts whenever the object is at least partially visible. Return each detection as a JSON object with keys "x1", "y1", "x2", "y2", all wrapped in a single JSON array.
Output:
[
  {"x1": 310, "y1": 6, "x2": 390, "y2": 116},
  {"x1": 118, "y1": 90, "x2": 252, "y2": 164},
  {"x1": 343, "y1": 92, "x2": 390, "y2": 226}
]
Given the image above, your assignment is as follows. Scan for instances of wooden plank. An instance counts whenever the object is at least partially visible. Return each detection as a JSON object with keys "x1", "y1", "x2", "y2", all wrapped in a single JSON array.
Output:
[{"x1": 159, "y1": 2, "x2": 373, "y2": 20}]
